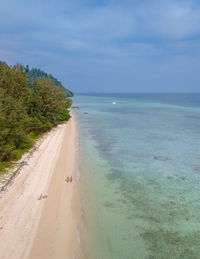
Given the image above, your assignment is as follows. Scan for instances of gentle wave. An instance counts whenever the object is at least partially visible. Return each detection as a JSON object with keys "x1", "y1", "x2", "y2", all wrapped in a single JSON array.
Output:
[{"x1": 76, "y1": 170, "x2": 80, "y2": 181}]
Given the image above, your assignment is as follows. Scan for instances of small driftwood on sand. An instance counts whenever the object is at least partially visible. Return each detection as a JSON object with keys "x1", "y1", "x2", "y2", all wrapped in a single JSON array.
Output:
[{"x1": 38, "y1": 193, "x2": 48, "y2": 200}]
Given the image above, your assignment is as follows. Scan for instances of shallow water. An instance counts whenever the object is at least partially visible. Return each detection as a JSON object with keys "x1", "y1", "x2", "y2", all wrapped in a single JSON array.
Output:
[{"x1": 74, "y1": 94, "x2": 200, "y2": 259}]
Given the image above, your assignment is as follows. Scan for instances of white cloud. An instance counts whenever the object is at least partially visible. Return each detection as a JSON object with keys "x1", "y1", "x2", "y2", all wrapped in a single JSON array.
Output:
[
  {"x1": 1, "y1": 0, "x2": 200, "y2": 92},
  {"x1": 136, "y1": 1, "x2": 200, "y2": 39}
]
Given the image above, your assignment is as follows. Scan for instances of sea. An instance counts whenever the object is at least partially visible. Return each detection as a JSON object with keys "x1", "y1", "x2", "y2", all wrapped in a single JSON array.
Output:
[{"x1": 73, "y1": 93, "x2": 200, "y2": 259}]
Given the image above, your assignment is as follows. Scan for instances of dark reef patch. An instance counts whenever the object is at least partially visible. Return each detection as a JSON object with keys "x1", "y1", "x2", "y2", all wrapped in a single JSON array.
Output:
[
  {"x1": 154, "y1": 156, "x2": 170, "y2": 161},
  {"x1": 106, "y1": 168, "x2": 122, "y2": 181},
  {"x1": 104, "y1": 201, "x2": 115, "y2": 209},
  {"x1": 140, "y1": 229, "x2": 200, "y2": 258},
  {"x1": 117, "y1": 176, "x2": 200, "y2": 257}
]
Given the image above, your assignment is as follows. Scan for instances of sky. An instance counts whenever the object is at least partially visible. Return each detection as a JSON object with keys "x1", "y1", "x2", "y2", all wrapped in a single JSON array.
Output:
[{"x1": 0, "y1": 0, "x2": 200, "y2": 93}]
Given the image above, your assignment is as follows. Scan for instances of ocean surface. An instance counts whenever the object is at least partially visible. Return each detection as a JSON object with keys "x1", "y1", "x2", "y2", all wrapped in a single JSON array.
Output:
[{"x1": 73, "y1": 94, "x2": 200, "y2": 259}]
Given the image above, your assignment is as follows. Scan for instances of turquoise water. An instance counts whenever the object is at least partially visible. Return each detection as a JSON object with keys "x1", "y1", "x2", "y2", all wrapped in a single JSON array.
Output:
[{"x1": 74, "y1": 94, "x2": 200, "y2": 259}]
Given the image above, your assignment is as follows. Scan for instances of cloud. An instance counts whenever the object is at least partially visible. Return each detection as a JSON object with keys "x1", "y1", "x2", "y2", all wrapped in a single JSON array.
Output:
[
  {"x1": 136, "y1": 1, "x2": 200, "y2": 40},
  {"x1": 0, "y1": 0, "x2": 200, "y2": 92}
]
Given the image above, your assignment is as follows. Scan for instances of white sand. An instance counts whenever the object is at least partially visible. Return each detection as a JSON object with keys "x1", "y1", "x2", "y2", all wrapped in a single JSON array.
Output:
[{"x1": 0, "y1": 115, "x2": 79, "y2": 259}]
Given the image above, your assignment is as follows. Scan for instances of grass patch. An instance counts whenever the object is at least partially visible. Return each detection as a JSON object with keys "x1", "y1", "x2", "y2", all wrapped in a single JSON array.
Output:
[
  {"x1": 0, "y1": 133, "x2": 39, "y2": 175},
  {"x1": 0, "y1": 161, "x2": 13, "y2": 176},
  {"x1": 12, "y1": 148, "x2": 29, "y2": 160}
]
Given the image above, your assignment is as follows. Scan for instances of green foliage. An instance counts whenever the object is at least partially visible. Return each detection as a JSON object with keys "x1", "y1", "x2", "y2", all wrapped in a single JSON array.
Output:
[
  {"x1": 26, "y1": 68, "x2": 73, "y2": 97},
  {"x1": 0, "y1": 63, "x2": 30, "y2": 106},
  {"x1": 0, "y1": 161, "x2": 13, "y2": 176},
  {"x1": 29, "y1": 78, "x2": 72, "y2": 125},
  {"x1": 59, "y1": 108, "x2": 71, "y2": 122},
  {"x1": 0, "y1": 62, "x2": 73, "y2": 167}
]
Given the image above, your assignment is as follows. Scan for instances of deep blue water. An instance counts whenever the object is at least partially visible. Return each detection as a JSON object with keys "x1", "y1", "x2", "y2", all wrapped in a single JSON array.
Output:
[{"x1": 74, "y1": 93, "x2": 200, "y2": 259}]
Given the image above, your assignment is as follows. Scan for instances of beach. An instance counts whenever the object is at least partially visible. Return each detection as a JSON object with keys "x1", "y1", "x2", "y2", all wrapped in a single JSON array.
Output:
[{"x1": 0, "y1": 115, "x2": 79, "y2": 259}]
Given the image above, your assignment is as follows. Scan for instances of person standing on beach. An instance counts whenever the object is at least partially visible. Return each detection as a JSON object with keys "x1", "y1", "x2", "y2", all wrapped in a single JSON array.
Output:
[{"x1": 70, "y1": 176, "x2": 73, "y2": 183}]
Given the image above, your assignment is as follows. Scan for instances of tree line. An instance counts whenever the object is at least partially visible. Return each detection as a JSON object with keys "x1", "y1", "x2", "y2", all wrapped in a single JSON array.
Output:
[
  {"x1": 0, "y1": 62, "x2": 73, "y2": 170},
  {"x1": 25, "y1": 65, "x2": 73, "y2": 97}
]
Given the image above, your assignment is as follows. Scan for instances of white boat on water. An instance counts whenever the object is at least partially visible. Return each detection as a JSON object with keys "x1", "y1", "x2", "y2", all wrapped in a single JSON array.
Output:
[{"x1": 112, "y1": 102, "x2": 116, "y2": 104}]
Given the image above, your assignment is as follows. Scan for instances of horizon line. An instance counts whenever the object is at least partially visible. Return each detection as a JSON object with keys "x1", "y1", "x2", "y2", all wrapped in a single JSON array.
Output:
[{"x1": 74, "y1": 92, "x2": 200, "y2": 95}]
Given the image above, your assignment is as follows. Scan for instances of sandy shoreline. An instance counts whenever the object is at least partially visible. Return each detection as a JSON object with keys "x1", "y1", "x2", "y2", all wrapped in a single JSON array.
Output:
[{"x1": 0, "y1": 115, "x2": 80, "y2": 259}]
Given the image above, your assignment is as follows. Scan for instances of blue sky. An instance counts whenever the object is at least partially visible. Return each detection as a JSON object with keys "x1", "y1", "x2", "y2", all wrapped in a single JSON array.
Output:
[{"x1": 1, "y1": 0, "x2": 200, "y2": 93}]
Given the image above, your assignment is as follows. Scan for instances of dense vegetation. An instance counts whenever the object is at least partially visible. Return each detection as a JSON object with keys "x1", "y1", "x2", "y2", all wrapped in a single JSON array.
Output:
[
  {"x1": 25, "y1": 66, "x2": 73, "y2": 97},
  {"x1": 0, "y1": 63, "x2": 73, "y2": 171}
]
